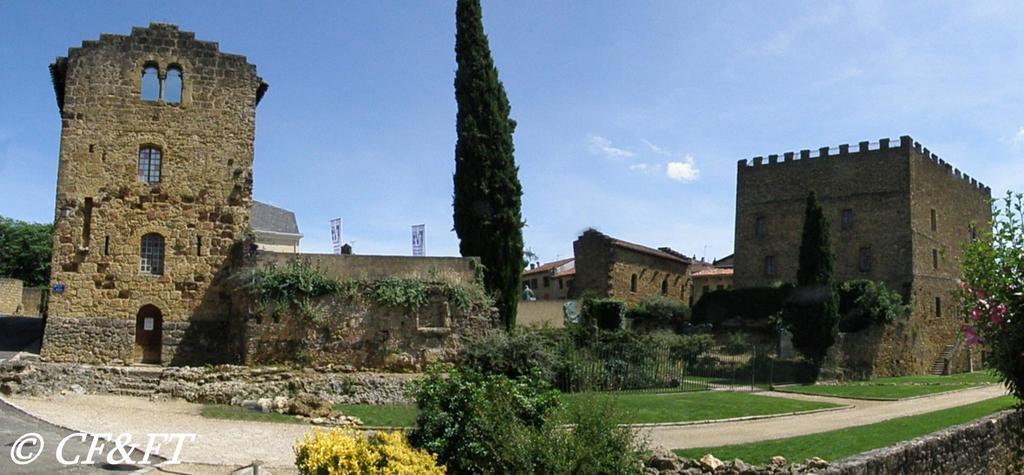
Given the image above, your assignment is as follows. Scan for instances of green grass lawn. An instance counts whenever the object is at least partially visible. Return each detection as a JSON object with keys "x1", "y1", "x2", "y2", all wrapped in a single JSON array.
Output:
[
  {"x1": 201, "y1": 404, "x2": 305, "y2": 424},
  {"x1": 333, "y1": 404, "x2": 420, "y2": 427},
  {"x1": 202, "y1": 391, "x2": 840, "y2": 427},
  {"x1": 776, "y1": 372, "x2": 1000, "y2": 400},
  {"x1": 330, "y1": 391, "x2": 840, "y2": 427},
  {"x1": 674, "y1": 395, "x2": 1016, "y2": 464},
  {"x1": 560, "y1": 391, "x2": 839, "y2": 424}
]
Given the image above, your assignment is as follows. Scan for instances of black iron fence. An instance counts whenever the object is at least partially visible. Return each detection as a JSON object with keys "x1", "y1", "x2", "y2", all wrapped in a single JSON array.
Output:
[{"x1": 552, "y1": 343, "x2": 816, "y2": 393}]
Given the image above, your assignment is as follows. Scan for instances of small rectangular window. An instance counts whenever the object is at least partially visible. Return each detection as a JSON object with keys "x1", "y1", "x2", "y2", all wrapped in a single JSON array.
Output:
[
  {"x1": 932, "y1": 249, "x2": 939, "y2": 270},
  {"x1": 82, "y1": 198, "x2": 93, "y2": 247},
  {"x1": 196, "y1": 236, "x2": 203, "y2": 256},
  {"x1": 841, "y1": 209, "x2": 853, "y2": 230},
  {"x1": 930, "y1": 209, "x2": 937, "y2": 232},
  {"x1": 859, "y1": 246, "x2": 871, "y2": 272},
  {"x1": 764, "y1": 255, "x2": 777, "y2": 277},
  {"x1": 558, "y1": 279, "x2": 563, "y2": 290},
  {"x1": 755, "y1": 216, "x2": 767, "y2": 238},
  {"x1": 138, "y1": 147, "x2": 162, "y2": 184},
  {"x1": 968, "y1": 223, "x2": 977, "y2": 242},
  {"x1": 104, "y1": 236, "x2": 110, "y2": 256},
  {"x1": 543, "y1": 276, "x2": 550, "y2": 288},
  {"x1": 935, "y1": 297, "x2": 942, "y2": 319}
]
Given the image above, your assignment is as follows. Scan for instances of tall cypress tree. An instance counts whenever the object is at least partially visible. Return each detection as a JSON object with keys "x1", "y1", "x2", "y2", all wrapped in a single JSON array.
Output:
[
  {"x1": 452, "y1": 0, "x2": 524, "y2": 330},
  {"x1": 784, "y1": 191, "x2": 840, "y2": 365}
]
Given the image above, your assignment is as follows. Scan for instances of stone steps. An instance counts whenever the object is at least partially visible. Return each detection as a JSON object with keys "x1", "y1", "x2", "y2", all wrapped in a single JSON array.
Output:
[
  {"x1": 928, "y1": 344, "x2": 957, "y2": 376},
  {"x1": 108, "y1": 367, "x2": 164, "y2": 398}
]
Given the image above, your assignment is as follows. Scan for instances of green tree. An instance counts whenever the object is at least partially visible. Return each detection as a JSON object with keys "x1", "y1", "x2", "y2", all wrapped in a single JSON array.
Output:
[
  {"x1": 783, "y1": 192, "x2": 840, "y2": 364},
  {"x1": 0, "y1": 216, "x2": 53, "y2": 287},
  {"x1": 452, "y1": 0, "x2": 524, "y2": 330}
]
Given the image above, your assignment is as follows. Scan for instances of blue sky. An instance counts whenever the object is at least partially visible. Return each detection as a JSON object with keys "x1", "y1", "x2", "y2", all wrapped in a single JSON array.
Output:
[{"x1": 2, "y1": 1, "x2": 1023, "y2": 262}]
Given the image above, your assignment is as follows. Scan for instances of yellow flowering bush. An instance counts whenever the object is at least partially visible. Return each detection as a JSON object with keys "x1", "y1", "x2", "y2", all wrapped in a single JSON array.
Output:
[{"x1": 295, "y1": 429, "x2": 445, "y2": 475}]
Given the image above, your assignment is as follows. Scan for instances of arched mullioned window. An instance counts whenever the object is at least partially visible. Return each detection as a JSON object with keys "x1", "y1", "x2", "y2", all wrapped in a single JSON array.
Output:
[
  {"x1": 138, "y1": 146, "x2": 162, "y2": 184},
  {"x1": 141, "y1": 66, "x2": 160, "y2": 101},
  {"x1": 164, "y1": 66, "x2": 182, "y2": 104},
  {"x1": 140, "y1": 233, "x2": 165, "y2": 275}
]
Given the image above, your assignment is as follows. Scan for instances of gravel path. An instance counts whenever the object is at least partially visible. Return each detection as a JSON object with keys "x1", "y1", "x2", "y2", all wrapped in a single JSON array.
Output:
[
  {"x1": 642, "y1": 384, "x2": 1008, "y2": 450},
  {"x1": 5, "y1": 384, "x2": 1007, "y2": 470}
]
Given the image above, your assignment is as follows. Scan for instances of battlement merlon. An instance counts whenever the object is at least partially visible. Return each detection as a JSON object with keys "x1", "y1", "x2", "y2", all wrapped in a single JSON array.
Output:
[
  {"x1": 49, "y1": 22, "x2": 268, "y2": 112},
  {"x1": 736, "y1": 135, "x2": 990, "y2": 195}
]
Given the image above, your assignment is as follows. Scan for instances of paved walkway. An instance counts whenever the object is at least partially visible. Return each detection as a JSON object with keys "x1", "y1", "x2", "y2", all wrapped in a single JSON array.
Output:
[{"x1": 641, "y1": 384, "x2": 1008, "y2": 450}]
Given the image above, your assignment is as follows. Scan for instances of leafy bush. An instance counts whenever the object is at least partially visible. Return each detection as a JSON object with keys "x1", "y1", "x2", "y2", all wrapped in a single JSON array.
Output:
[
  {"x1": 692, "y1": 285, "x2": 794, "y2": 329},
  {"x1": 459, "y1": 328, "x2": 558, "y2": 381},
  {"x1": 626, "y1": 296, "x2": 691, "y2": 331},
  {"x1": 722, "y1": 331, "x2": 749, "y2": 355},
  {"x1": 961, "y1": 191, "x2": 1024, "y2": 400},
  {"x1": 372, "y1": 278, "x2": 430, "y2": 310},
  {"x1": 245, "y1": 260, "x2": 341, "y2": 323},
  {"x1": 408, "y1": 365, "x2": 560, "y2": 474},
  {"x1": 838, "y1": 280, "x2": 909, "y2": 333},
  {"x1": 407, "y1": 365, "x2": 643, "y2": 474},
  {"x1": 582, "y1": 298, "x2": 626, "y2": 330},
  {"x1": 294, "y1": 429, "x2": 444, "y2": 474}
]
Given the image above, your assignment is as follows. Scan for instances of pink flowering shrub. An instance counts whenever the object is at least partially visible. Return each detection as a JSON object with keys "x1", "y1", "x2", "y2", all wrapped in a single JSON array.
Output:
[{"x1": 960, "y1": 192, "x2": 1024, "y2": 400}]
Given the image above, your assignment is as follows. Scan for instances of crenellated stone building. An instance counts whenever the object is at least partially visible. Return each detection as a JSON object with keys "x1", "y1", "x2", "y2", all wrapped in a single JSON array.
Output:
[
  {"x1": 734, "y1": 136, "x2": 991, "y2": 376},
  {"x1": 41, "y1": 23, "x2": 267, "y2": 365}
]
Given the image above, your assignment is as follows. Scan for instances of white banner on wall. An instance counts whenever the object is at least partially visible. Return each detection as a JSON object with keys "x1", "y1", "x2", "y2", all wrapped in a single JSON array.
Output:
[
  {"x1": 412, "y1": 224, "x2": 425, "y2": 256},
  {"x1": 330, "y1": 218, "x2": 343, "y2": 254}
]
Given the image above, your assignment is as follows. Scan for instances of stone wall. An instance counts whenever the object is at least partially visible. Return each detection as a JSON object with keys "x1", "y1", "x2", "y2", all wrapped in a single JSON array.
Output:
[
  {"x1": 517, "y1": 299, "x2": 569, "y2": 328},
  {"x1": 573, "y1": 229, "x2": 693, "y2": 306},
  {"x1": 0, "y1": 278, "x2": 23, "y2": 315},
  {"x1": 241, "y1": 291, "x2": 496, "y2": 371},
  {"x1": 42, "y1": 23, "x2": 265, "y2": 365},
  {"x1": 18, "y1": 287, "x2": 47, "y2": 317},
  {"x1": 0, "y1": 359, "x2": 416, "y2": 405},
  {"x1": 733, "y1": 136, "x2": 991, "y2": 376},
  {"x1": 255, "y1": 252, "x2": 479, "y2": 286},
  {"x1": 825, "y1": 409, "x2": 1022, "y2": 475}
]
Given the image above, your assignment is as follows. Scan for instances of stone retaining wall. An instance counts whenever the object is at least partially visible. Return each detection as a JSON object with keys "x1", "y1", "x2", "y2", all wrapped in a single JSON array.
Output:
[
  {"x1": 0, "y1": 278, "x2": 23, "y2": 315},
  {"x1": 0, "y1": 360, "x2": 415, "y2": 405}
]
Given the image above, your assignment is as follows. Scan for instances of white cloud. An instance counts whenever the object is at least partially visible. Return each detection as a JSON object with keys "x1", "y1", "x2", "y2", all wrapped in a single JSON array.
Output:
[
  {"x1": 629, "y1": 163, "x2": 661, "y2": 174},
  {"x1": 587, "y1": 135, "x2": 634, "y2": 159},
  {"x1": 666, "y1": 155, "x2": 700, "y2": 182},
  {"x1": 1013, "y1": 127, "x2": 1024, "y2": 145}
]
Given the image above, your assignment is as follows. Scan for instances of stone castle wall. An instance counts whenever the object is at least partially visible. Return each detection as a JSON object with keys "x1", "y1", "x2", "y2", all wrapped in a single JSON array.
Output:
[
  {"x1": 734, "y1": 136, "x2": 990, "y2": 376},
  {"x1": 239, "y1": 253, "x2": 497, "y2": 370},
  {"x1": 41, "y1": 23, "x2": 265, "y2": 365},
  {"x1": 0, "y1": 278, "x2": 23, "y2": 315},
  {"x1": 255, "y1": 252, "x2": 478, "y2": 285}
]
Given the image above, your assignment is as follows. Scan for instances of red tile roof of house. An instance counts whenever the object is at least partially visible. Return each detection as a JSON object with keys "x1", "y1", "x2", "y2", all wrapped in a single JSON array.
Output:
[
  {"x1": 610, "y1": 238, "x2": 692, "y2": 264},
  {"x1": 523, "y1": 258, "x2": 574, "y2": 276},
  {"x1": 552, "y1": 268, "x2": 576, "y2": 278},
  {"x1": 691, "y1": 267, "x2": 734, "y2": 277}
]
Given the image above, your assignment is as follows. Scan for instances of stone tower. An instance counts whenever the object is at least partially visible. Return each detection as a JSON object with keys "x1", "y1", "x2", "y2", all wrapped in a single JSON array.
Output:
[
  {"x1": 733, "y1": 136, "x2": 991, "y2": 376},
  {"x1": 41, "y1": 23, "x2": 267, "y2": 365}
]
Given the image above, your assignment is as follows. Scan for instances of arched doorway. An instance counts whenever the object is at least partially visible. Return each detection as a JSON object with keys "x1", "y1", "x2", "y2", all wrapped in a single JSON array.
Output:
[{"x1": 135, "y1": 305, "x2": 163, "y2": 364}]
